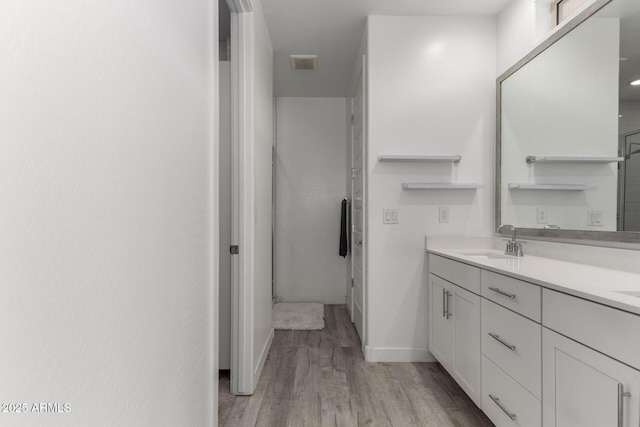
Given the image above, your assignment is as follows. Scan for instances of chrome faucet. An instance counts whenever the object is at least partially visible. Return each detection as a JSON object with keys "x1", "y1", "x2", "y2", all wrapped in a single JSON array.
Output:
[{"x1": 497, "y1": 224, "x2": 524, "y2": 257}]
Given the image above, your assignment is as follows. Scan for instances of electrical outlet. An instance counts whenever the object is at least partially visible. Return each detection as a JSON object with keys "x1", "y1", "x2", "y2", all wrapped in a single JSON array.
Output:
[
  {"x1": 438, "y1": 207, "x2": 449, "y2": 223},
  {"x1": 587, "y1": 210, "x2": 604, "y2": 226},
  {"x1": 536, "y1": 207, "x2": 548, "y2": 224},
  {"x1": 383, "y1": 208, "x2": 399, "y2": 224}
]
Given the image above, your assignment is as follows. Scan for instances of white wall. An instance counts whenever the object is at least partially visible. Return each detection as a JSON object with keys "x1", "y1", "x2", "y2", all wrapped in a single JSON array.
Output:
[
  {"x1": 251, "y1": 0, "x2": 275, "y2": 384},
  {"x1": 497, "y1": 0, "x2": 538, "y2": 75},
  {"x1": 365, "y1": 16, "x2": 496, "y2": 361},
  {"x1": 275, "y1": 97, "x2": 348, "y2": 304},
  {"x1": 501, "y1": 18, "x2": 620, "y2": 231},
  {"x1": 497, "y1": 0, "x2": 560, "y2": 75},
  {"x1": 0, "y1": 1, "x2": 215, "y2": 426},
  {"x1": 496, "y1": 0, "x2": 604, "y2": 76}
]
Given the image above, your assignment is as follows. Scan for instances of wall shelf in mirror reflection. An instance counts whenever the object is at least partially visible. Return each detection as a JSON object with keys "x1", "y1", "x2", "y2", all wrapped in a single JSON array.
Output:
[
  {"x1": 496, "y1": 0, "x2": 640, "y2": 243},
  {"x1": 508, "y1": 183, "x2": 597, "y2": 191},
  {"x1": 525, "y1": 156, "x2": 624, "y2": 164},
  {"x1": 402, "y1": 183, "x2": 481, "y2": 190},
  {"x1": 378, "y1": 155, "x2": 461, "y2": 163}
]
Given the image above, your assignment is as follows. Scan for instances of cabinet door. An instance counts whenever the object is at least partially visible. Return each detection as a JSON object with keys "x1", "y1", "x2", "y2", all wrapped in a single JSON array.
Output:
[
  {"x1": 451, "y1": 285, "x2": 481, "y2": 406},
  {"x1": 543, "y1": 328, "x2": 640, "y2": 427},
  {"x1": 429, "y1": 274, "x2": 452, "y2": 368}
]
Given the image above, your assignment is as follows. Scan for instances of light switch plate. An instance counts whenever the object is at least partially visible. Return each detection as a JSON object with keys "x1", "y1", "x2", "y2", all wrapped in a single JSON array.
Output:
[
  {"x1": 383, "y1": 208, "x2": 399, "y2": 224},
  {"x1": 587, "y1": 210, "x2": 604, "y2": 226}
]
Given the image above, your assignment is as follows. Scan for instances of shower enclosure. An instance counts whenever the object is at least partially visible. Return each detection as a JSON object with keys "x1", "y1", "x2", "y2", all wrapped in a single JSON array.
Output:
[{"x1": 619, "y1": 130, "x2": 640, "y2": 231}]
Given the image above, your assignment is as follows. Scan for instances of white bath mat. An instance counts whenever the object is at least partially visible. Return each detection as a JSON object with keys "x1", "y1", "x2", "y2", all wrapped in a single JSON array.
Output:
[{"x1": 273, "y1": 303, "x2": 325, "y2": 330}]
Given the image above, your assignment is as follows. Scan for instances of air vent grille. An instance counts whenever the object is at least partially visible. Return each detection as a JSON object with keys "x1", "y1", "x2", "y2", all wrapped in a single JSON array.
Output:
[{"x1": 289, "y1": 55, "x2": 317, "y2": 71}]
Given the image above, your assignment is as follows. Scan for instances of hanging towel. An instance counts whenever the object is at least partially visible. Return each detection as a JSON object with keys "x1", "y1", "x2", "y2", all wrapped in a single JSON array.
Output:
[{"x1": 339, "y1": 199, "x2": 348, "y2": 257}]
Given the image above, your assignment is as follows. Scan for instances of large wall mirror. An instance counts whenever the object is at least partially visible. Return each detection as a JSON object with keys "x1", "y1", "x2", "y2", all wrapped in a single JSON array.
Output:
[{"x1": 497, "y1": 0, "x2": 640, "y2": 244}]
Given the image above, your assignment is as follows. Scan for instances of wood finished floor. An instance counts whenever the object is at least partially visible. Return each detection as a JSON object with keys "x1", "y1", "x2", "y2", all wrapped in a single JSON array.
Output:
[{"x1": 219, "y1": 305, "x2": 494, "y2": 427}]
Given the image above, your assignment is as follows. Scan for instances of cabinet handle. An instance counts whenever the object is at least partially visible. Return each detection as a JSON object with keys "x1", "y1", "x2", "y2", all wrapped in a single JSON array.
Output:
[
  {"x1": 618, "y1": 383, "x2": 632, "y2": 427},
  {"x1": 489, "y1": 394, "x2": 517, "y2": 421},
  {"x1": 488, "y1": 287, "x2": 516, "y2": 299},
  {"x1": 488, "y1": 333, "x2": 516, "y2": 351},
  {"x1": 442, "y1": 288, "x2": 446, "y2": 318},
  {"x1": 445, "y1": 290, "x2": 452, "y2": 319}
]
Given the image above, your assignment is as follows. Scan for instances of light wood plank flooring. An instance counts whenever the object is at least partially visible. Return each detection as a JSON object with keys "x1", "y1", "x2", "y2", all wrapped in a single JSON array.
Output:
[{"x1": 219, "y1": 304, "x2": 494, "y2": 426}]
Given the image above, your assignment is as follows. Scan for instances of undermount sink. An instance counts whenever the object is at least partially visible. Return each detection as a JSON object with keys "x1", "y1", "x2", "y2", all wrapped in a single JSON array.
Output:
[
  {"x1": 457, "y1": 251, "x2": 513, "y2": 260},
  {"x1": 615, "y1": 290, "x2": 640, "y2": 298}
]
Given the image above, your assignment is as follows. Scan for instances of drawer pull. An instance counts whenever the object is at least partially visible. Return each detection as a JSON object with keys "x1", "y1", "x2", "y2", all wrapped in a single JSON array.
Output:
[
  {"x1": 618, "y1": 383, "x2": 631, "y2": 427},
  {"x1": 489, "y1": 286, "x2": 516, "y2": 299},
  {"x1": 488, "y1": 332, "x2": 516, "y2": 351},
  {"x1": 444, "y1": 290, "x2": 452, "y2": 319},
  {"x1": 489, "y1": 394, "x2": 517, "y2": 421}
]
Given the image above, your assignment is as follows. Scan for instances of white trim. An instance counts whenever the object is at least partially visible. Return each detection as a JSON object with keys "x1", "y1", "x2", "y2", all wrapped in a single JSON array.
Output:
[
  {"x1": 363, "y1": 346, "x2": 436, "y2": 363},
  {"x1": 276, "y1": 296, "x2": 347, "y2": 305},
  {"x1": 253, "y1": 328, "x2": 274, "y2": 386},
  {"x1": 361, "y1": 54, "x2": 368, "y2": 347},
  {"x1": 209, "y1": 0, "x2": 219, "y2": 425},
  {"x1": 230, "y1": 8, "x2": 256, "y2": 395}
]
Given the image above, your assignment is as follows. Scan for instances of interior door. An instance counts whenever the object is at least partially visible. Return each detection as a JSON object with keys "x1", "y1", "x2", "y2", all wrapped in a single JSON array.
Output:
[
  {"x1": 350, "y1": 56, "x2": 366, "y2": 342},
  {"x1": 219, "y1": 61, "x2": 232, "y2": 371}
]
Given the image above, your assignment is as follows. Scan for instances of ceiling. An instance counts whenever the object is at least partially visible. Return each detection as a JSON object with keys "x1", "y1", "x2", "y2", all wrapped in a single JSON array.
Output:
[{"x1": 260, "y1": 0, "x2": 512, "y2": 97}]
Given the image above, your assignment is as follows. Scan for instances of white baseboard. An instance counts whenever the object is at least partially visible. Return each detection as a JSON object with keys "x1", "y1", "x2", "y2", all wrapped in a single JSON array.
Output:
[
  {"x1": 363, "y1": 345, "x2": 436, "y2": 363},
  {"x1": 276, "y1": 295, "x2": 347, "y2": 305},
  {"x1": 254, "y1": 328, "x2": 274, "y2": 386}
]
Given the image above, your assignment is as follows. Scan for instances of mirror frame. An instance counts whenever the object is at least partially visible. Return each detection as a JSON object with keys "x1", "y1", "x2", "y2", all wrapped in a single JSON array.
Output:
[{"x1": 495, "y1": 0, "x2": 640, "y2": 246}]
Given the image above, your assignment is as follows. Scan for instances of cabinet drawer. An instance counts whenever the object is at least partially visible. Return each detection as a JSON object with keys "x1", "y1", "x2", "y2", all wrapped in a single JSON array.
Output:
[
  {"x1": 482, "y1": 355, "x2": 541, "y2": 427},
  {"x1": 429, "y1": 254, "x2": 480, "y2": 294},
  {"x1": 543, "y1": 289, "x2": 640, "y2": 371},
  {"x1": 481, "y1": 270, "x2": 541, "y2": 322},
  {"x1": 481, "y1": 299, "x2": 541, "y2": 399}
]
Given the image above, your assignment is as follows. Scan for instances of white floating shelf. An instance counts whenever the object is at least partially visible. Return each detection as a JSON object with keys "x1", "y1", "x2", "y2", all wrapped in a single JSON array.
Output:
[
  {"x1": 526, "y1": 155, "x2": 623, "y2": 164},
  {"x1": 402, "y1": 183, "x2": 481, "y2": 190},
  {"x1": 508, "y1": 183, "x2": 596, "y2": 191},
  {"x1": 379, "y1": 155, "x2": 461, "y2": 163}
]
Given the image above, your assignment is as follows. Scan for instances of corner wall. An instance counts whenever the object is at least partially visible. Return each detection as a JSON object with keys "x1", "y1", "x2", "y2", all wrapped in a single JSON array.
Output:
[
  {"x1": 0, "y1": 0, "x2": 215, "y2": 425},
  {"x1": 365, "y1": 15, "x2": 496, "y2": 361}
]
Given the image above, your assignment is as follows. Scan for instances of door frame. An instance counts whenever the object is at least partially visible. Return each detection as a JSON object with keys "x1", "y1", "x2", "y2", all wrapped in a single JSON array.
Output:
[{"x1": 227, "y1": 0, "x2": 256, "y2": 395}]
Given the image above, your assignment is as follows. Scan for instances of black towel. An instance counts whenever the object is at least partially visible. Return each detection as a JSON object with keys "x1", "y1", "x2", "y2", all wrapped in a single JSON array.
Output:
[{"x1": 339, "y1": 199, "x2": 348, "y2": 257}]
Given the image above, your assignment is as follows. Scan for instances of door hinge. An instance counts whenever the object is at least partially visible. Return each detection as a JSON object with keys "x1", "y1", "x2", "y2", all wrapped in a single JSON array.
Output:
[
  {"x1": 351, "y1": 167, "x2": 356, "y2": 179},
  {"x1": 230, "y1": 245, "x2": 239, "y2": 255},
  {"x1": 350, "y1": 114, "x2": 354, "y2": 124},
  {"x1": 351, "y1": 278, "x2": 354, "y2": 288}
]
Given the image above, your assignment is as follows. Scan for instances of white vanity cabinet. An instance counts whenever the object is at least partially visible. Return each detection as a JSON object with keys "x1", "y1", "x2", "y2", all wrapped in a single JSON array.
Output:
[
  {"x1": 428, "y1": 250, "x2": 640, "y2": 427},
  {"x1": 428, "y1": 255, "x2": 482, "y2": 406},
  {"x1": 542, "y1": 328, "x2": 640, "y2": 427},
  {"x1": 542, "y1": 289, "x2": 640, "y2": 427}
]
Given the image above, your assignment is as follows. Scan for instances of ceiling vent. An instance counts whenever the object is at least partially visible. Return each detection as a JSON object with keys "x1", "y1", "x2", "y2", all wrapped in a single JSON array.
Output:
[{"x1": 289, "y1": 55, "x2": 318, "y2": 71}]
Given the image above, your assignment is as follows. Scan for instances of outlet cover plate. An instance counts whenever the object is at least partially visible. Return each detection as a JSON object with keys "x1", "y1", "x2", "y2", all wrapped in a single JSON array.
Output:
[
  {"x1": 438, "y1": 207, "x2": 449, "y2": 223},
  {"x1": 536, "y1": 207, "x2": 548, "y2": 224}
]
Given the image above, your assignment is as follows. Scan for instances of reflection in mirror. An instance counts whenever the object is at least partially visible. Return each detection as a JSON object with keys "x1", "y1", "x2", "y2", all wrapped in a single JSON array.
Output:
[{"x1": 498, "y1": 0, "x2": 640, "y2": 242}]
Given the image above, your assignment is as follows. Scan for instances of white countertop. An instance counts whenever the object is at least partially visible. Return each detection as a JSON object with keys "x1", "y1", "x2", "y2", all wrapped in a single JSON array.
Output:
[{"x1": 427, "y1": 247, "x2": 640, "y2": 316}]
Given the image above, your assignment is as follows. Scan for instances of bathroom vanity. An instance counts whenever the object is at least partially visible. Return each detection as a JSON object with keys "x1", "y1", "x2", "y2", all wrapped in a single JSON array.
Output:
[{"x1": 427, "y1": 245, "x2": 640, "y2": 427}]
